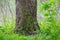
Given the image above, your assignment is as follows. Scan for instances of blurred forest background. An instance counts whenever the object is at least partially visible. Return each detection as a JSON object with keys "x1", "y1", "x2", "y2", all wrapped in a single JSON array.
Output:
[{"x1": 0, "y1": 0, "x2": 15, "y2": 26}]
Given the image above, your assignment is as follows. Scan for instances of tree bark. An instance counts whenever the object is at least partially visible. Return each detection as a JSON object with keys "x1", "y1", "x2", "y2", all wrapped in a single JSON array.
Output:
[{"x1": 15, "y1": 0, "x2": 40, "y2": 35}]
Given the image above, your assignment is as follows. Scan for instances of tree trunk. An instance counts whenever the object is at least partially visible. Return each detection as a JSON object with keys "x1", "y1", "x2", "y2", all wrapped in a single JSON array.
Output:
[{"x1": 15, "y1": 0, "x2": 40, "y2": 35}]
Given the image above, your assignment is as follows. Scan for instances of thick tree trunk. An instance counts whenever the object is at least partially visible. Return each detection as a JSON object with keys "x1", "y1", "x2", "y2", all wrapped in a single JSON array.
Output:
[{"x1": 15, "y1": 0, "x2": 40, "y2": 35}]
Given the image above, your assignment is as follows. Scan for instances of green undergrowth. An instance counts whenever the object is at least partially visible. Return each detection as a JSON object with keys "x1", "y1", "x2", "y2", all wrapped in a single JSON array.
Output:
[{"x1": 0, "y1": 32, "x2": 41, "y2": 40}]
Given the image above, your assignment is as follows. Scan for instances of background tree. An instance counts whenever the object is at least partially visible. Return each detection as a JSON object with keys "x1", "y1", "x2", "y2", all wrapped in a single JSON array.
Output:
[{"x1": 15, "y1": 0, "x2": 40, "y2": 35}]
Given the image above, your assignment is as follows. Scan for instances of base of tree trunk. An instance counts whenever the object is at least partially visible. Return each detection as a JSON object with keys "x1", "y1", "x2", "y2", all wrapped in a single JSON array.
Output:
[{"x1": 14, "y1": 0, "x2": 40, "y2": 35}]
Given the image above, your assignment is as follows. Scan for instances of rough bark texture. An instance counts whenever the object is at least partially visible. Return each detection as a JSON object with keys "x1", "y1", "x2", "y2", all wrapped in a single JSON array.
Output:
[{"x1": 15, "y1": 0, "x2": 40, "y2": 35}]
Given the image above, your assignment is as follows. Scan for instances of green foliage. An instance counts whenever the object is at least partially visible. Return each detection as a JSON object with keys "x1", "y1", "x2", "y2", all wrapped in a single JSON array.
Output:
[
  {"x1": 0, "y1": 33, "x2": 38, "y2": 40},
  {"x1": 57, "y1": 0, "x2": 60, "y2": 4},
  {"x1": 40, "y1": 2, "x2": 54, "y2": 12},
  {"x1": 39, "y1": 0, "x2": 60, "y2": 40}
]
